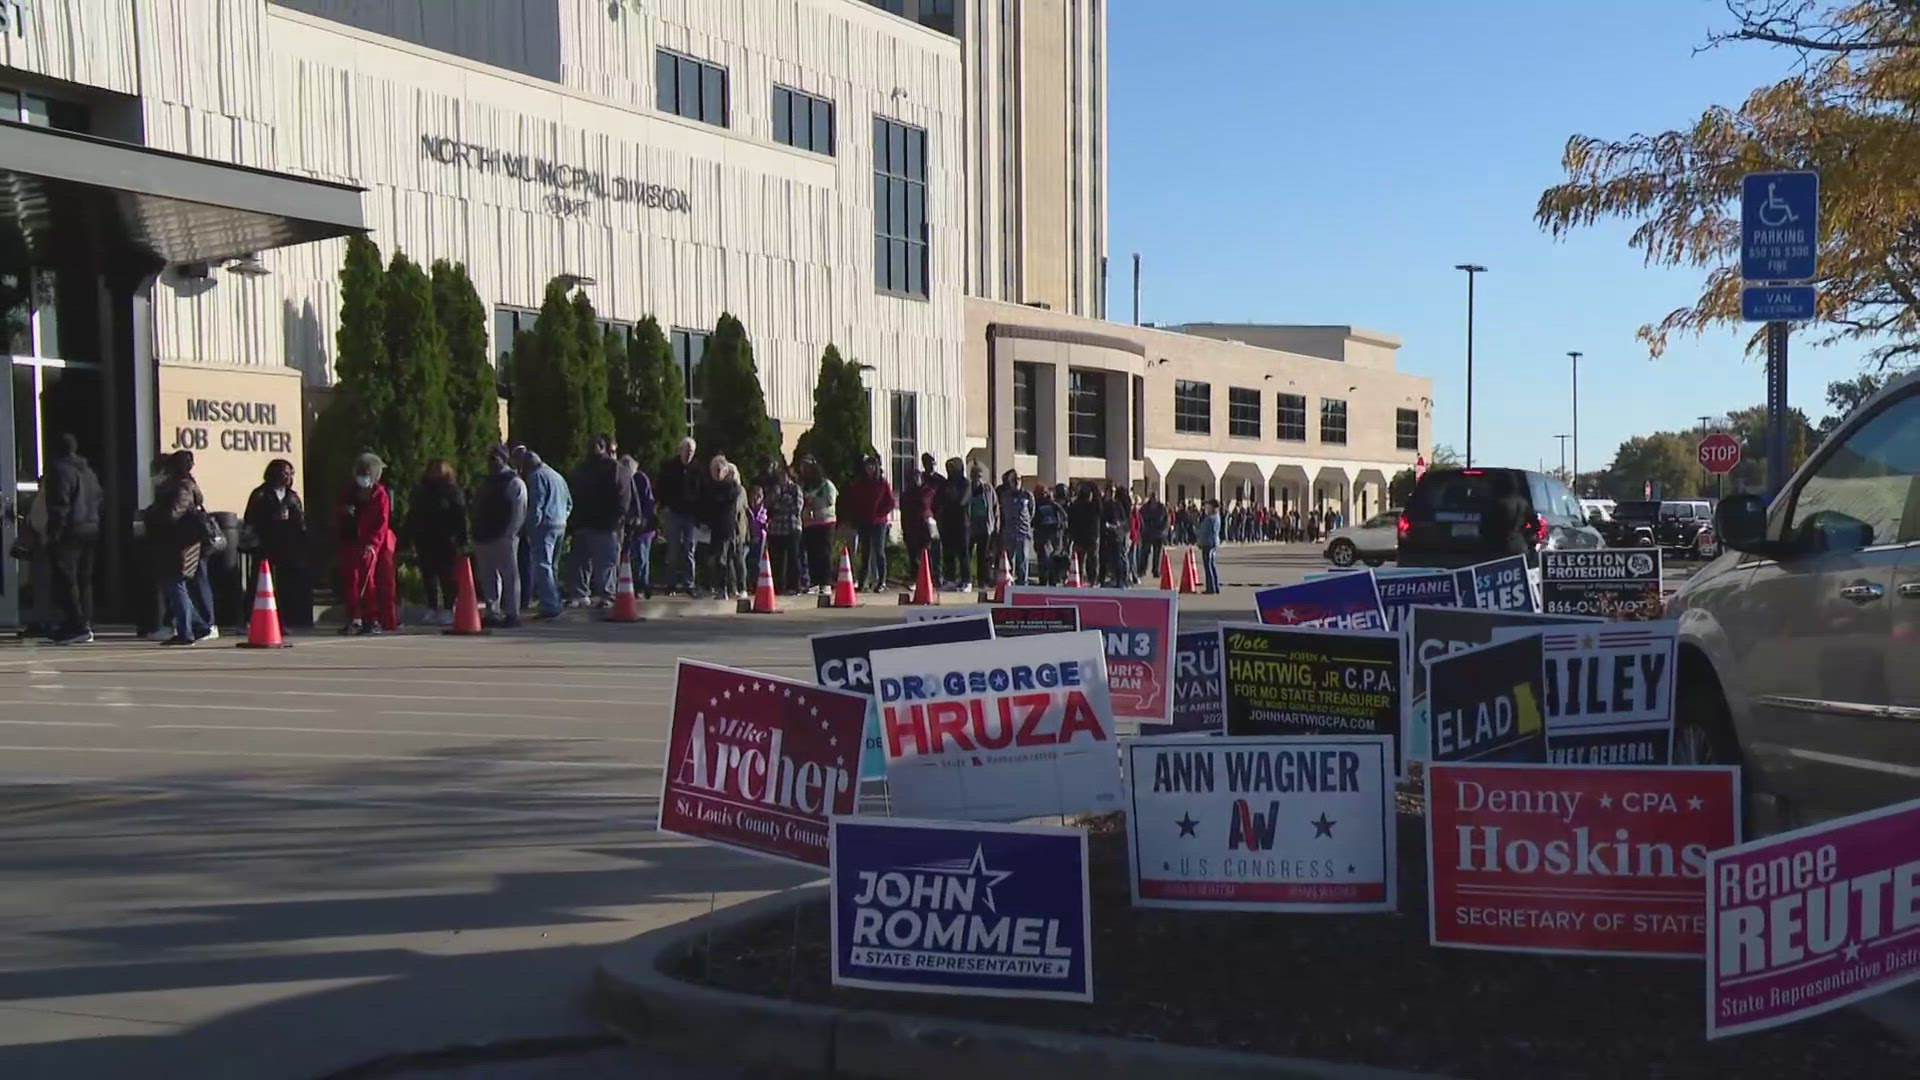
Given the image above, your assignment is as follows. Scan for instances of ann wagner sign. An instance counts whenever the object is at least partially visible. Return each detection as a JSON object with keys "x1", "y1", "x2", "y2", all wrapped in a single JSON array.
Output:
[{"x1": 420, "y1": 135, "x2": 693, "y2": 219}]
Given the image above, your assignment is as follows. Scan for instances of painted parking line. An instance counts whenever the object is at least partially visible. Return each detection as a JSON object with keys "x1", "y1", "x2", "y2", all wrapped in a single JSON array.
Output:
[
  {"x1": 18, "y1": 684, "x2": 669, "y2": 707},
  {"x1": 0, "y1": 744, "x2": 661, "y2": 769},
  {"x1": 148, "y1": 723, "x2": 665, "y2": 743}
]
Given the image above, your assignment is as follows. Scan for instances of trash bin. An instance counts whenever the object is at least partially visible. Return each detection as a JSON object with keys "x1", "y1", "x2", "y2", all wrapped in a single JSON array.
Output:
[{"x1": 209, "y1": 511, "x2": 247, "y2": 627}]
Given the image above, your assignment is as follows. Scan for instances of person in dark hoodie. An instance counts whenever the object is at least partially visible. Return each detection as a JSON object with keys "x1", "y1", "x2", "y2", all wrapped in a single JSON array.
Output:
[
  {"x1": 1066, "y1": 482, "x2": 1102, "y2": 583},
  {"x1": 406, "y1": 460, "x2": 468, "y2": 627},
  {"x1": 38, "y1": 433, "x2": 103, "y2": 645},
  {"x1": 243, "y1": 458, "x2": 310, "y2": 630},
  {"x1": 470, "y1": 445, "x2": 528, "y2": 628},
  {"x1": 898, "y1": 457, "x2": 939, "y2": 587},
  {"x1": 935, "y1": 457, "x2": 971, "y2": 590},
  {"x1": 568, "y1": 434, "x2": 630, "y2": 605},
  {"x1": 1100, "y1": 488, "x2": 1133, "y2": 589}
]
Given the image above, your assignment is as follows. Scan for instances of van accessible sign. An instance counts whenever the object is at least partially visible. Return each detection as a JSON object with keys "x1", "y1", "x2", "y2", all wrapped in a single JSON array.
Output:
[{"x1": 420, "y1": 134, "x2": 693, "y2": 217}]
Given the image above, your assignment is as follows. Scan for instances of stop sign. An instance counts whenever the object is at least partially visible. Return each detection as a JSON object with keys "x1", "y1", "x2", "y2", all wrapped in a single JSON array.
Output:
[{"x1": 1699, "y1": 433, "x2": 1742, "y2": 475}]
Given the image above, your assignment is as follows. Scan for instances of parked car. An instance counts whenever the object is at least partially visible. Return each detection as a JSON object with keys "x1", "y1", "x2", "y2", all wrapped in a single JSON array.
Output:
[
  {"x1": 1667, "y1": 370, "x2": 1920, "y2": 828},
  {"x1": 1602, "y1": 499, "x2": 1720, "y2": 559},
  {"x1": 1323, "y1": 509, "x2": 1402, "y2": 568},
  {"x1": 1579, "y1": 498, "x2": 1617, "y2": 524},
  {"x1": 1397, "y1": 467, "x2": 1603, "y2": 569}
]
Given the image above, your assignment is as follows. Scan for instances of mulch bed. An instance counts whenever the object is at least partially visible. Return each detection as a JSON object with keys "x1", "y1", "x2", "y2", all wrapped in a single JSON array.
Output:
[{"x1": 672, "y1": 809, "x2": 1917, "y2": 1080}]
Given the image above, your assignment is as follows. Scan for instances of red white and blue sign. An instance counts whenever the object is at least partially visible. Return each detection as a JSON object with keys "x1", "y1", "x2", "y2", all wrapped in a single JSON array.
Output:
[
  {"x1": 1253, "y1": 572, "x2": 1387, "y2": 631},
  {"x1": 810, "y1": 616, "x2": 995, "y2": 780},
  {"x1": 830, "y1": 816, "x2": 1092, "y2": 1001},
  {"x1": 1148, "y1": 630, "x2": 1224, "y2": 735},
  {"x1": 1005, "y1": 587, "x2": 1178, "y2": 727}
]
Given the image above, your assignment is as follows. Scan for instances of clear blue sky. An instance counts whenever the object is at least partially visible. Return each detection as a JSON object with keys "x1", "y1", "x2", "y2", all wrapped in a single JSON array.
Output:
[{"x1": 1104, "y1": 0, "x2": 1865, "y2": 474}]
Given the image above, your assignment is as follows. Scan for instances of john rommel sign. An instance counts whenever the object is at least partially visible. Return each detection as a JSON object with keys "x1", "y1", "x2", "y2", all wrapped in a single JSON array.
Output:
[{"x1": 420, "y1": 134, "x2": 692, "y2": 219}]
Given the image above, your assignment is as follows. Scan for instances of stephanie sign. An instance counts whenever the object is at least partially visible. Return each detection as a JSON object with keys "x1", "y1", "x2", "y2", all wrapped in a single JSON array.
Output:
[
  {"x1": 811, "y1": 616, "x2": 995, "y2": 780},
  {"x1": 1428, "y1": 763, "x2": 1740, "y2": 957},
  {"x1": 657, "y1": 661, "x2": 869, "y2": 867},
  {"x1": 1253, "y1": 573, "x2": 1387, "y2": 631},
  {"x1": 1006, "y1": 587, "x2": 1177, "y2": 727},
  {"x1": 1125, "y1": 734, "x2": 1395, "y2": 912},
  {"x1": 1219, "y1": 624, "x2": 1403, "y2": 775},
  {"x1": 831, "y1": 816, "x2": 1092, "y2": 1001},
  {"x1": 1377, "y1": 570, "x2": 1462, "y2": 631},
  {"x1": 870, "y1": 631, "x2": 1123, "y2": 821},
  {"x1": 1707, "y1": 797, "x2": 1920, "y2": 1038}
]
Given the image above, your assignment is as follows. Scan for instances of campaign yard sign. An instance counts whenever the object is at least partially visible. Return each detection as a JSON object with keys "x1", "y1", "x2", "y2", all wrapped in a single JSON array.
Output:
[
  {"x1": 1540, "y1": 549, "x2": 1664, "y2": 620},
  {"x1": 1494, "y1": 622, "x2": 1678, "y2": 766},
  {"x1": 1161, "y1": 630, "x2": 1225, "y2": 735},
  {"x1": 1219, "y1": 623, "x2": 1404, "y2": 775},
  {"x1": 901, "y1": 605, "x2": 992, "y2": 623},
  {"x1": 811, "y1": 615, "x2": 995, "y2": 780},
  {"x1": 990, "y1": 605, "x2": 1082, "y2": 637},
  {"x1": 1253, "y1": 572, "x2": 1387, "y2": 631},
  {"x1": 1126, "y1": 734, "x2": 1395, "y2": 912},
  {"x1": 658, "y1": 661, "x2": 870, "y2": 867},
  {"x1": 831, "y1": 816, "x2": 1092, "y2": 1001},
  {"x1": 1377, "y1": 570, "x2": 1463, "y2": 631},
  {"x1": 870, "y1": 630, "x2": 1124, "y2": 821},
  {"x1": 1707, "y1": 797, "x2": 1920, "y2": 1038},
  {"x1": 1454, "y1": 555, "x2": 1536, "y2": 612},
  {"x1": 1427, "y1": 635, "x2": 1548, "y2": 763},
  {"x1": 1005, "y1": 587, "x2": 1177, "y2": 727},
  {"x1": 1403, "y1": 607, "x2": 1600, "y2": 764},
  {"x1": 1428, "y1": 763, "x2": 1740, "y2": 957}
]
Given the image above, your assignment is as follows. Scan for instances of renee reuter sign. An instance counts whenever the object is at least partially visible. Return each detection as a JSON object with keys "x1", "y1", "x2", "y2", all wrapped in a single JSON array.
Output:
[{"x1": 420, "y1": 134, "x2": 693, "y2": 219}]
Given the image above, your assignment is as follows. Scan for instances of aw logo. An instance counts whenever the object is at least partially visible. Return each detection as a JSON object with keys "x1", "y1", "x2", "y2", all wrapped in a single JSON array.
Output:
[{"x1": 1227, "y1": 799, "x2": 1279, "y2": 851}]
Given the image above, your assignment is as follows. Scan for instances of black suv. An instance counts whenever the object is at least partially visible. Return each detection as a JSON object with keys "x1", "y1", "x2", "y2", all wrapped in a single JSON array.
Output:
[
  {"x1": 1602, "y1": 499, "x2": 1720, "y2": 559},
  {"x1": 1397, "y1": 468, "x2": 1604, "y2": 569}
]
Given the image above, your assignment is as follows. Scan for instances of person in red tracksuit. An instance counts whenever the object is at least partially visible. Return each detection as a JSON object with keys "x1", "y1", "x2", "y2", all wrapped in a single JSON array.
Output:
[{"x1": 336, "y1": 452, "x2": 398, "y2": 635}]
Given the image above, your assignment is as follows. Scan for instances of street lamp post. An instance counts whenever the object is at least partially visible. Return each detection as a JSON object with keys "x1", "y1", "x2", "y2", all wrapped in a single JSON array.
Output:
[
  {"x1": 1454, "y1": 264, "x2": 1487, "y2": 467},
  {"x1": 1566, "y1": 351, "x2": 1582, "y2": 488},
  {"x1": 1555, "y1": 434, "x2": 1570, "y2": 481}
]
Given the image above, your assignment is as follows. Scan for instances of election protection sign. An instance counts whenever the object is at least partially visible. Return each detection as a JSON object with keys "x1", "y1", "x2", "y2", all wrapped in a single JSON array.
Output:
[
  {"x1": 1159, "y1": 630, "x2": 1224, "y2": 735},
  {"x1": 1403, "y1": 607, "x2": 1599, "y2": 764},
  {"x1": 1428, "y1": 763, "x2": 1740, "y2": 957},
  {"x1": 1494, "y1": 622, "x2": 1677, "y2": 766},
  {"x1": 1125, "y1": 734, "x2": 1395, "y2": 912},
  {"x1": 658, "y1": 661, "x2": 870, "y2": 867},
  {"x1": 1377, "y1": 570, "x2": 1462, "y2": 631},
  {"x1": 990, "y1": 605, "x2": 1081, "y2": 637},
  {"x1": 870, "y1": 630, "x2": 1123, "y2": 821},
  {"x1": 1707, "y1": 797, "x2": 1920, "y2": 1038},
  {"x1": 810, "y1": 615, "x2": 995, "y2": 781},
  {"x1": 1427, "y1": 635, "x2": 1548, "y2": 763},
  {"x1": 1454, "y1": 555, "x2": 1536, "y2": 612},
  {"x1": 831, "y1": 816, "x2": 1092, "y2": 1001},
  {"x1": 1253, "y1": 572, "x2": 1387, "y2": 631},
  {"x1": 1219, "y1": 624, "x2": 1404, "y2": 775},
  {"x1": 1005, "y1": 587, "x2": 1177, "y2": 726},
  {"x1": 1540, "y1": 549, "x2": 1664, "y2": 620}
]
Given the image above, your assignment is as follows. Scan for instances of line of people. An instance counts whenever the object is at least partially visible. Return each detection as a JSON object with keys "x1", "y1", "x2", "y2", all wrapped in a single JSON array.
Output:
[{"x1": 1168, "y1": 501, "x2": 1345, "y2": 545}]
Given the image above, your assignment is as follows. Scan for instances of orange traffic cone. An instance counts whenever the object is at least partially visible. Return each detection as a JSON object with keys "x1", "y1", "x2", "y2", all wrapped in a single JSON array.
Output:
[
  {"x1": 237, "y1": 561, "x2": 291, "y2": 648},
  {"x1": 1065, "y1": 553, "x2": 1084, "y2": 589},
  {"x1": 1159, "y1": 548, "x2": 1176, "y2": 591},
  {"x1": 445, "y1": 556, "x2": 487, "y2": 635},
  {"x1": 740, "y1": 545, "x2": 780, "y2": 614},
  {"x1": 1179, "y1": 548, "x2": 1199, "y2": 595},
  {"x1": 606, "y1": 558, "x2": 643, "y2": 622},
  {"x1": 984, "y1": 549, "x2": 1012, "y2": 603},
  {"x1": 821, "y1": 547, "x2": 857, "y2": 608},
  {"x1": 900, "y1": 548, "x2": 938, "y2": 605}
]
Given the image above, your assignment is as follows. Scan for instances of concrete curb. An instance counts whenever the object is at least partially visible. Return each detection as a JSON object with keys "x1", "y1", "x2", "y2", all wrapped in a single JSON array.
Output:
[{"x1": 591, "y1": 884, "x2": 1450, "y2": 1080}]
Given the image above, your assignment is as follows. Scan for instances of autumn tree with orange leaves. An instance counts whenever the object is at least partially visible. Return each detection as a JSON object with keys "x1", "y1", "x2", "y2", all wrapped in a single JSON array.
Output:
[{"x1": 1537, "y1": 0, "x2": 1920, "y2": 367}]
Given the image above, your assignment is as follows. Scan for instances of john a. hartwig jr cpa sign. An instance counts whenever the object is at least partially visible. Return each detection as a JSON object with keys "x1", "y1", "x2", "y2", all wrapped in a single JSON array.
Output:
[{"x1": 420, "y1": 134, "x2": 693, "y2": 219}]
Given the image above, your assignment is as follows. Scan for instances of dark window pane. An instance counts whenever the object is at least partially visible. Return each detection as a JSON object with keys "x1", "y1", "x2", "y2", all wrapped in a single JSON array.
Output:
[
  {"x1": 656, "y1": 51, "x2": 676, "y2": 112},
  {"x1": 677, "y1": 58, "x2": 701, "y2": 118},
  {"x1": 889, "y1": 122, "x2": 906, "y2": 174},
  {"x1": 891, "y1": 240, "x2": 908, "y2": 292},
  {"x1": 773, "y1": 88, "x2": 790, "y2": 145},
  {"x1": 875, "y1": 235, "x2": 889, "y2": 290},
  {"x1": 11, "y1": 364, "x2": 33, "y2": 478},
  {"x1": 702, "y1": 65, "x2": 726, "y2": 126},
  {"x1": 889, "y1": 179, "x2": 906, "y2": 238},
  {"x1": 0, "y1": 91, "x2": 18, "y2": 123},
  {"x1": 812, "y1": 98, "x2": 833, "y2": 154},
  {"x1": 874, "y1": 116, "x2": 887, "y2": 165},
  {"x1": 1, "y1": 273, "x2": 29, "y2": 354},
  {"x1": 33, "y1": 268, "x2": 58, "y2": 357},
  {"x1": 906, "y1": 181, "x2": 924, "y2": 238},
  {"x1": 906, "y1": 127, "x2": 924, "y2": 180},
  {"x1": 874, "y1": 174, "x2": 889, "y2": 231},
  {"x1": 906, "y1": 241, "x2": 925, "y2": 297}
]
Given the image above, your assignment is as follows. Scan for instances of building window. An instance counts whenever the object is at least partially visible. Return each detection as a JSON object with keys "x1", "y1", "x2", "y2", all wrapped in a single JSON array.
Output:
[
  {"x1": 1067, "y1": 369, "x2": 1107, "y2": 458},
  {"x1": 672, "y1": 328, "x2": 710, "y2": 426},
  {"x1": 1396, "y1": 408, "x2": 1420, "y2": 452},
  {"x1": 1276, "y1": 393, "x2": 1307, "y2": 442},
  {"x1": 874, "y1": 116, "x2": 929, "y2": 298},
  {"x1": 773, "y1": 86, "x2": 834, "y2": 155},
  {"x1": 1174, "y1": 380, "x2": 1210, "y2": 435},
  {"x1": 1321, "y1": 398, "x2": 1348, "y2": 445},
  {"x1": 656, "y1": 49, "x2": 729, "y2": 127},
  {"x1": 492, "y1": 304, "x2": 538, "y2": 395},
  {"x1": 1011, "y1": 362, "x2": 1037, "y2": 455},
  {"x1": 1228, "y1": 387, "x2": 1261, "y2": 439},
  {"x1": 890, "y1": 390, "x2": 919, "y2": 495}
]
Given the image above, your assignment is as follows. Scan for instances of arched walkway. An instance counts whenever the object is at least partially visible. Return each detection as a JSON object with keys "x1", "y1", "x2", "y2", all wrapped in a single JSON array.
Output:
[
  {"x1": 1268, "y1": 463, "x2": 1311, "y2": 514},
  {"x1": 1353, "y1": 468, "x2": 1388, "y2": 521},
  {"x1": 1164, "y1": 459, "x2": 1217, "y2": 507},
  {"x1": 1312, "y1": 465, "x2": 1351, "y2": 522},
  {"x1": 1220, "y1": 461, "x2": 1268, "y2": 507}
]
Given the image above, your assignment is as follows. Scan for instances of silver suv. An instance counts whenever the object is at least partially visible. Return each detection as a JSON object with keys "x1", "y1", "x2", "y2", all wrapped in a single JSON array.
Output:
[{"x1": 1667, "y1": 372, "x2": 1920, "y2": 828}]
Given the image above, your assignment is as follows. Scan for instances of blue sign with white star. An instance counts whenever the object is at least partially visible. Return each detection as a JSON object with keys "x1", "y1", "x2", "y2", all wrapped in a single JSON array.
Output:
[
  {"x1": 1253, "y1": 572, "x2": 1386, "y2": 631},
  {"x1": 830, "y1": 816, "x2": 1092, "y2": 1001}
]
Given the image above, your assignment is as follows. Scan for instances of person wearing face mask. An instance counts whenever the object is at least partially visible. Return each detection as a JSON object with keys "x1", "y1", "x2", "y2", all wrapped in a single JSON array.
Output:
[
  {"x1": 242, "y1": 458, "x2": 311, "y2": 630},
  {"x1": 335, "y1": 452, "x2": 398, "y2": 635}
]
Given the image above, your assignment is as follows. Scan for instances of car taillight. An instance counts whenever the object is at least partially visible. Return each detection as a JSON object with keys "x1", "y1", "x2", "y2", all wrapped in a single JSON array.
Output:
[
  {"x1": 1525, "y1": 513, "x2": 1548, "y2": 544},
  {"x1": 1397, "y1": 514, "x2": 1410, "y2": 539}
]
